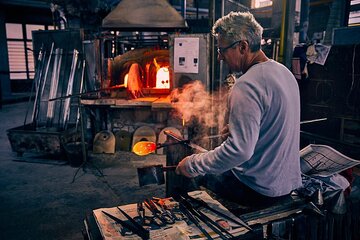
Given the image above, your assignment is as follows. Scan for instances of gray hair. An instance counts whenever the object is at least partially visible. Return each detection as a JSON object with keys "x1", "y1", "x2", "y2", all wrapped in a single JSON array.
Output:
[{"x1": 212, "y1": 11, "x2": 263, "y2": 52}]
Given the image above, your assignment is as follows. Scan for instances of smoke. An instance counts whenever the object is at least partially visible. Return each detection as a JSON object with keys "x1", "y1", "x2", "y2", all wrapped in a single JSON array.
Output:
[{"x1": 170, "y1": 81, "x2": 229, "y2": 133}]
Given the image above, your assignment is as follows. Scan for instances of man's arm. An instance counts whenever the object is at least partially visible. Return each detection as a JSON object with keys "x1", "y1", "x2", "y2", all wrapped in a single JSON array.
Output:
[{"x1": 176, "y1": 80, "x2": 263, "y2": 178}]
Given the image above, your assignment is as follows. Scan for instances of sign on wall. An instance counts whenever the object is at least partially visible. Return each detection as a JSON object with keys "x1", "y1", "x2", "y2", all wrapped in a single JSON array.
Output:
[{"x1": 173, "y1": 37, "x2": 199, "y2": 74}]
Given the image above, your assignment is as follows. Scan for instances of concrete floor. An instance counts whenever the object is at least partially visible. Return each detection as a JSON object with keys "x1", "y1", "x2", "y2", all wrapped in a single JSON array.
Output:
[{"x1": 0, "y1": 101, "x2": 167, "y2": 240}]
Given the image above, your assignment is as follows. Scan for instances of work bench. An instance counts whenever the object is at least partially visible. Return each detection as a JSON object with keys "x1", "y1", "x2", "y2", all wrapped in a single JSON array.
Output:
[
  {"x1": 82, "y1": 185, "x2": 360, "y2": 240},
  {"x1": 82, "y1": 133, "x2": 360, "y2": 240}
]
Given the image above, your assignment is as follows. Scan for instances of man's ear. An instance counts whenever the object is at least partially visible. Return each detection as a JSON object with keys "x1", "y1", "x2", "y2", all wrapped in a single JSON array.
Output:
[{"x1": 239, "y1": 41, "x2": 248, "y2": 54}]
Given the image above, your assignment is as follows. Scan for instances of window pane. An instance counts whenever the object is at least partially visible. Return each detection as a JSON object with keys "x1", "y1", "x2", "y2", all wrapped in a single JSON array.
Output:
[
  {"x1": 10, "y1": 72, "x2": 27, "y2": 79},
  {"x1": 6, "y1": 23, "x2": 23, "y2": 39},
  {"x1": 48, "y1": 25, "x2": 55, "y2": 30},
  {"x1": 252, "y1": 0, "x2": 272, "y2": 8},
  {"x1": 26, "y1": 24, "x2": 45, "y2": 40},
  {"x1": 7, "y1": 41, "x2": 26, "y2": 79}
]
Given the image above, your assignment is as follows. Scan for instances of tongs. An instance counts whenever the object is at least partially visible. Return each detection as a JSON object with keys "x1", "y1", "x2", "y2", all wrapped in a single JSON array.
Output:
[
  {"x1": 178, "y1": 195, "x2": 235, "y2": 240},
  {"x1": 184, "y1": 193, "x2": 252, "y2": 231},
  {"x1": 102, "y1": 206, "x2": 150, "y2": 240},
  {"x1": 143, "y1": 199, "x2": 175, "y2": 226}
]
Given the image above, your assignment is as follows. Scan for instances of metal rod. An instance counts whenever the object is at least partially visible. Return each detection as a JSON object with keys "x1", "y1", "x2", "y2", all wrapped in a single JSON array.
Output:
[
  {"x1": 48, "y1": 84, "x2": 126, "y2": 101},
  {"x1": 79, "y1": 99, "x2": 87, "y2": 165},
  {"x1": 25, "y1": 47, "x2": 44, "y2": 127},
  {"x1": 300, "y1": 118, "x2": 327, "y2": 125},
  {"x1": 40, "y1": 43, "x2": 54, "y2": 99},
  {"x1": 62, "y1": 49, "x2": 79, "y2": 129},
  {"x1": 46, "y1": 48, "x2": 62, "y2": 127},
  {"x1": 76, "y1": 59, "x2": 86, "y2": 131},
  {"x1": 178, "y1": 201, "x2": 214, "y2": 239},
  {"x1": 34, "y1": 43, "x2": 54, "y2": 127},
  {"x1": 185, "y1": 193, "x2": 252, "y2": 231},
  {"x1": 164, "y1": 130, "x2": 208, "y2": 153}
]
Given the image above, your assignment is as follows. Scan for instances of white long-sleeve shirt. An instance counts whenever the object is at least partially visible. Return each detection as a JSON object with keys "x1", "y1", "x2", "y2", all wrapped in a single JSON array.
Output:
[{"x1": 185, "y1": 59, "x2": 302, "y2": 197}]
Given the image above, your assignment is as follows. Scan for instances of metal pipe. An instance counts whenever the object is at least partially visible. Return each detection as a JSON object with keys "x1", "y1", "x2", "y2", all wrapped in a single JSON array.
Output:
[
  {"x1": 40, "y1": 43, "x2": 54, "y2": 99},
  {"x1": 62, "y1": 49, "x2": 79, "y2": 129},
  {"x1": 76, "y1": 59, "x2": 86, "y2": 130},
  {"x1": 27, "y1": 47, "x2": 45, "y2": 126},
  {"x1": 300, "y1": 118, "x2": 327, "y2": 124},
  {"x1": 46, "y1": 48, "x2": 62, "y2": 127}
]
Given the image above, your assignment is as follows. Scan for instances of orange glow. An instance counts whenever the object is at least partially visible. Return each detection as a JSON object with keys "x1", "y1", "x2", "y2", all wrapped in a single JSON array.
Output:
[
  {"x1": 182, "y1": 118, "x2": 185, "y2": 127},
  {"x1": 155, "y1": 67, "x2": 170, "y2": 89},
  {"x1": 124, "y1": 73, "x2": 128, "y2": 88},
  {"x1": 133, "y1": 141, "x2": 157, "y2": 156}
]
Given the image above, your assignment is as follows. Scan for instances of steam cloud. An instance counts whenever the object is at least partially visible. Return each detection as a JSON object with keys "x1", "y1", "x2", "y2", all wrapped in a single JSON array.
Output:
[{"x1": 170, "y1": 80, "x2": 229, "y2": 134}]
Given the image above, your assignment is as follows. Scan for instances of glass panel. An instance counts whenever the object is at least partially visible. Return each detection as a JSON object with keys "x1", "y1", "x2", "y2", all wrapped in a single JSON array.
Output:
[
  {"x1": 252, "y1": 0, "x2": 272, "y2": 8},
  {"x1": 6, "y1": 23, "x2": 23, "y2": 39},
  {"x1": 349, "y1": 13, "x2": 360, "y2": 25},
  {"x1": 29, "y1": 72, "x2": 35, "y2": 79},
  {"x1": 7, "y1": 41, "x2": 26, "y2": 79},
  {"x1": 10, "y1": 72, "x2": 27, "y2": 79},
  {"x1": 26, "y1": 24, "x2": 45, "y2": 40}
]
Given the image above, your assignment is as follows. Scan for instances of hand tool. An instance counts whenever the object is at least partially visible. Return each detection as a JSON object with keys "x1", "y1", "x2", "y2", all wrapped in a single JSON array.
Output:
[
  {"x1": 152, "y1": 198, "x2": 176, "y2": 224},
  {"x1": 136, "y1": 201, "x2": 160, "y2": 227},
  {"x1": 117, "y1": 206, "x2": 150, "y2": 233},
  {"x1": 137, "y1": 201, "x2": 146, "y2": 225},
  {"x1": 143, "y1": 199, "x2": 166, "y2": 226},
  {"x1": 143, "y1": 199, "x2": 174, "y2": 225},
  {"x1": 101, "y1": 210, "x2": 149, "y2": 240},
  {"x1": 178, "y1": 195, "x2": 231, "y2": 240},
  {"x1": 151, "y1": 197, "x2": 187, "y2": 221},
  {"x1": 132, "y1": 140, "x2": 189, "y2": 156},
  {"x1": 195, "y1": 209, "x2": 234, "y2": 239},
  {"x1": 184, "y1": 193, "x2": 252, "y2": 231},
  {"x1": 178, "y1": 200, "x2": 214, "y2": 240},
  {"x1": 164, "y1": 130, "x2": 208, "y2": 153},
  {"x1": 48, "y1": 84, "x2": 126, "y2": 101}
]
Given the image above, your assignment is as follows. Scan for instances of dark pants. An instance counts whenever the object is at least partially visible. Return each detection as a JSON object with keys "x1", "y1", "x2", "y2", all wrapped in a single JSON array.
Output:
[{"x1": 198, "y1": 171, "x2": 291, "y2": 209}]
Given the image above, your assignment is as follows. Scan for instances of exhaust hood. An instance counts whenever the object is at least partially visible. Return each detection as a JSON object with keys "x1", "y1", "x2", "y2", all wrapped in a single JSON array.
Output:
[{"x1": 102, "y1": 0, "x2": 188, "y2": 30}]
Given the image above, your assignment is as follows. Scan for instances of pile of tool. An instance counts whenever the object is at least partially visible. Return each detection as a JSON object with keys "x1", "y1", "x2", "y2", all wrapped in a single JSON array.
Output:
[{"x1": 101, "y1": 193, "x2": 252, "y2": 240}]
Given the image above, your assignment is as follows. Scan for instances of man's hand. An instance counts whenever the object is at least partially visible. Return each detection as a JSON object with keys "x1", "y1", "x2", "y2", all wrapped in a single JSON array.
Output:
[{"x1": 175, "y1": 156, "x2": 194, "y2": 178}]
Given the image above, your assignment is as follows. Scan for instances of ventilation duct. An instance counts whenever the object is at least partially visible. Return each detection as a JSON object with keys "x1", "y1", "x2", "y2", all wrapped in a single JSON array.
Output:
[{"x1": 102, "y1": 0, "x2": 188, "y2": 31}]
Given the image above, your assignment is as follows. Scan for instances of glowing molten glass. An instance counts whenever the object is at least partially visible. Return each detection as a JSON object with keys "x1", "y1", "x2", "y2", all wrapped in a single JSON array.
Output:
[
  {"x1": 155, "y1": 67, "x2": 170, "y2": 89},
  {"x1": 132, "y1": 141, "x2": 157, "y2": 156}
]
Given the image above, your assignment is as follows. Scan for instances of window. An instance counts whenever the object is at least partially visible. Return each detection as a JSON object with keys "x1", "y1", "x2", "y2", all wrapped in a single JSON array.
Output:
[
  {"x1": 252, "y1": 0, "x2": 272, "y2": 9},
  {"x1": 349, "y1": 0, "x2": 360, "y2": 26},
  {"x1": 5, "y1": 23, "x2": 48, "y2": 80}
]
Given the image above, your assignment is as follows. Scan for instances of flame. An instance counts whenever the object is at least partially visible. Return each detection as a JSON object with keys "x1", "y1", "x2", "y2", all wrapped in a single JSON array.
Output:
[
  {"x1": 124, "y1": 73, "x2": 128, "y2": 88},
  {"x1": 133, "y1": 141, "x2": 157, "y2": 156}
]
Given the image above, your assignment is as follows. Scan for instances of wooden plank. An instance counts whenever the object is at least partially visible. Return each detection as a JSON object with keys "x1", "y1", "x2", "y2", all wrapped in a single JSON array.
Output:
[
  {"x1": 113, "y1": 97, "x2": 159, "y2": 108},
  {"x1": 80, "y1": 99, "x2": 116, "y2": 105},
  {"x1": 152, "y1": 96, "x2": 172, "y2": 109}
]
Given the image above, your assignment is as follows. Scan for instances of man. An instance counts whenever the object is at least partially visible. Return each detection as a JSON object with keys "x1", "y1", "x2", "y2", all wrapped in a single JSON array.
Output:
[{"x1": 175, "y1": 11, "x2": 302, "y2": 208}]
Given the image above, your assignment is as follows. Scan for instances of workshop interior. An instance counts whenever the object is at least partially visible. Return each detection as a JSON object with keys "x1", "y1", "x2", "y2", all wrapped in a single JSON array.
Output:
[{"x1": 1, "y1": 0, "x2": 360, "y2": 240}]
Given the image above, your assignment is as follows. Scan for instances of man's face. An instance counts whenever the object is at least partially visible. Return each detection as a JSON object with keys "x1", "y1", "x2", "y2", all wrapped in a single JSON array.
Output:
[{"x1": 217, "y1": 36, "x2": 242, "y2": 73}]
